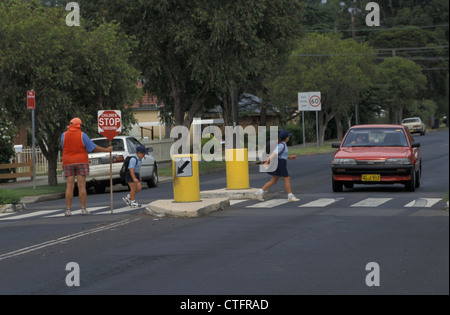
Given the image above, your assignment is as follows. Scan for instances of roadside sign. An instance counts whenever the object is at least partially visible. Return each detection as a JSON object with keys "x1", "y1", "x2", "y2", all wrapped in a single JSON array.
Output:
[
  {"x1": 298, "y1": 92, "x2": 321, "y2": 111},
  {"x1": 174, "y1": 157, "x2": 193, "y2": 177},
  {"x1": 98, "y1": 110, "x2": 121, "y2": 141},
  {"x1": 27, "y1": 90, "x2": 35, "y2": 110}
]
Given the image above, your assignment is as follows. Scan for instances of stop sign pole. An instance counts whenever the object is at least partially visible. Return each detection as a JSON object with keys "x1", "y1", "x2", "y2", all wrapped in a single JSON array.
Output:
[
  {"x1": 98, "y1": 110, "x2": 122, "y2": 213},
  {"x1": 27, "y1": 90, "x2": 36, "y2": 189}
]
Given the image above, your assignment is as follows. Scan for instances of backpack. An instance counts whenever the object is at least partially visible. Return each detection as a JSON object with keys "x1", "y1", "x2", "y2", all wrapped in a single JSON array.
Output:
[{"x1": 120, "y1": 156, "x2": 137, "y2": 184}]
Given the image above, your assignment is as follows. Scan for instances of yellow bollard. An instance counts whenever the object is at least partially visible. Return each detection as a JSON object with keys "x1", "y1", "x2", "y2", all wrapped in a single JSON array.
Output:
[
  {"x1": 225, "y1": 148, "x2": 249, "y2": 190},
  {"x1": 172, "y1": 154, "x2": 200, "y2": 202}
]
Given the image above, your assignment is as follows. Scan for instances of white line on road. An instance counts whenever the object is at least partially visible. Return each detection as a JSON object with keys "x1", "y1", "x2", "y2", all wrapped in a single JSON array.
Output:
[
  {"x1": 96, "y1": 206, "x2": 142, "y2": 215},
  {"x1": 404, "y1": 198, "x2": 442, "y2": 208},
  {"x1": 0, "y1": 218, "x2": 140, "y2": 262},
  {"x1": 299, "y1": 198, "x2": 344, "y2": 207},
  {"x1": 351, "y1": 198, "x2": 393, "y2": 207},
  {"x1": 45, "y1": 207, "x2": 108, "y2": 218},
  {"x1": 1, "y1": 209, "x2": 62, "y2": 221},
  {"x1": 246, "y1": 199, "x2": 290, "y2": 208}
]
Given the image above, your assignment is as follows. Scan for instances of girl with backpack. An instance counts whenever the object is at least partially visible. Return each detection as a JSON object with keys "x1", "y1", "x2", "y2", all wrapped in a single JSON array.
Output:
[{"x1": 255, "y1": 130, "x2": 300, "y2": 202}]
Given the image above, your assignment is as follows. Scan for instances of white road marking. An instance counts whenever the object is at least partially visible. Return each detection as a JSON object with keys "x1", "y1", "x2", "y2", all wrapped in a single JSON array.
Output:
[
  {"x1": 246, "y1": 199, "x2": 290, "y2": 208},
  {"x1": 45, "y1": 207, "x2": 107, "y2": 218},
  {"x1": 0, "y1": 218, "x2": 140, "y2": 262},
  {"x1": 299, "y1": 198, "x2": 344, "y2": 207},
  {"x1": 351, "y1": 198, "x2": 393, "y2": 207},
  {"x1": 404, "y1": 198, "x2": 442, "y2": 208},
  {"x1": 96, "y1": 206, "x2": 142, "y2": 215},
  {"x1": 1, "y1": 209, "x2": 62, "y2": 221}
]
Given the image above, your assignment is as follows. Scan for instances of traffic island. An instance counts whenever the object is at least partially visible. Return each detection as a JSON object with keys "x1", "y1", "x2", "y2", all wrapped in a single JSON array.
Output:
[
  {"x1": 145, "y1": 198, "x2": 230, "y2": 218},
  {"x1": 200, "y1": 187, "x2": 263, "y2": 200}
]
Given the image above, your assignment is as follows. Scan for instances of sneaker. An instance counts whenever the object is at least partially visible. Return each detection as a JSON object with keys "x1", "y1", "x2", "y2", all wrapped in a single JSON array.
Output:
[
  {"x1": 122, "y1": 195, "x2": 131, "y2": 206},
  {"x1": 81, "y1": 208, "x2": 91, "y2": 215},
  {"x1": 288, "y1": 195, "x2": 300, "y2": 202},
  {"x1": 130, "y1": 201, "x2": 141, "y2": 208},
  {"x1": 255, "y1": 190, "x2": 264, "y2": 201},
  {"x1": 65, "y1": 210, "x2": 71, "y2": 217}
]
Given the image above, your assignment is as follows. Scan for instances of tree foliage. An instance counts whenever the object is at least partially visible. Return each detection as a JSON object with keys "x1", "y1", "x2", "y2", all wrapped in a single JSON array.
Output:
[{"x1": 0, "y1": 0, "x2": 141, "y2": 185}]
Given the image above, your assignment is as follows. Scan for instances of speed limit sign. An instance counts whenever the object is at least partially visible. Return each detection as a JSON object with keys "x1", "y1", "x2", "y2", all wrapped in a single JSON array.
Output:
[
  {"x1": 298, "y1": 92, "x2": 321, "y2": 111},
  {"x1": 309, "y1": 94, "x2": 321, "y2": 110}
]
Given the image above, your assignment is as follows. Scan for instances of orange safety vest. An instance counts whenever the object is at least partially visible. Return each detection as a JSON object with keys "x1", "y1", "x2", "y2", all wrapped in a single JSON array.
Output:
[{"x1": 62, "y1": 125, "x2": 89, "y2": 165}]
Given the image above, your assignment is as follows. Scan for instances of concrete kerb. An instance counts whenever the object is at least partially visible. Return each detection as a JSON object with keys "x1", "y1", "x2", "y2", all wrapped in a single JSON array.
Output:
[{"x1": 145, "y1": 198, "x2": 230, "y2": 218}]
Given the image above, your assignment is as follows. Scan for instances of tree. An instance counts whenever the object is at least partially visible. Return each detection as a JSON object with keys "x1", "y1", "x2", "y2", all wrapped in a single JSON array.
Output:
[
  {"x1": 373, "y1": 57, "x2": 428, "y2": 123},
  {"x1": 265, "y1": 33, "x2": 375, "y2": 144},
  {"x1": 0, "y1": 0, "x2": 141, "y2": 185},
  {"x1": 71, "y1": 0, "x2": 305, "y2": 129}
]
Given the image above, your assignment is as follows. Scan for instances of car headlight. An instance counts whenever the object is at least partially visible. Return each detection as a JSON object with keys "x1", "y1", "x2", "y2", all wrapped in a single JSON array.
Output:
[
  {"x1": 333, "y1": 158, "x2": 356, "y2": 165},
  {"x1": 385, "y1": 158, "x2": 411, "y2": 165}
]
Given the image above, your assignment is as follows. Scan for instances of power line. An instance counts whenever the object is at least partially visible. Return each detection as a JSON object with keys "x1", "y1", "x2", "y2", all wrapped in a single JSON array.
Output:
[{"x1": 304, "y1": 24, "x2": 449, "y2": 33}]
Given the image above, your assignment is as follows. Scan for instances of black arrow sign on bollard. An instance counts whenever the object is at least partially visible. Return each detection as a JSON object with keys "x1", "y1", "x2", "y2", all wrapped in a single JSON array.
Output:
[{"x1": 177, "y1": 160, "x2": 190, "y2": 175}]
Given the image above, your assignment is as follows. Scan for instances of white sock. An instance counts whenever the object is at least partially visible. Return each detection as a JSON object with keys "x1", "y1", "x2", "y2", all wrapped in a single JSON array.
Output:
[
  {"x1": 288, "y1": 193, "x2": 294, "y2": 197},
  {"x1": 259, "y1": 189, "x2": 264, "y2": 194}
]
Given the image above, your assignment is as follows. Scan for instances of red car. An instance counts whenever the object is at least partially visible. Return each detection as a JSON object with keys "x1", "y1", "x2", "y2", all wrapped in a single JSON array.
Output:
[{"x1": 331, "y1": 125, "x2": 421, "y2": 192}]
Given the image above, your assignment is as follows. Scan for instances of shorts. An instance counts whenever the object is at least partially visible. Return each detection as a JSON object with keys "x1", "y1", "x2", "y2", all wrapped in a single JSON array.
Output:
[
  {"x1": 125, "y1": 172, "x2": 140, "y2": 183},
  {"x1": 63, "y1": 163, "x2": 90, "y2": 177},
  {"x1": 268, "y1": 159, "x2": 289, "y2": 177}
]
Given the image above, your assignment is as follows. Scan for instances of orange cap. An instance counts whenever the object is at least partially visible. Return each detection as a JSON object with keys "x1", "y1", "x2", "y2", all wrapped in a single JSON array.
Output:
[{"x1": 70, "y1": 118, "x2": 82, "y2": 125}]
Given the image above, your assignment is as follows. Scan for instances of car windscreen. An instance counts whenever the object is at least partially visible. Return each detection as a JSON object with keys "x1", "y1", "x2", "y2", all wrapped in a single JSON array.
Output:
[
  {"x1": 92, "y1": 138, "x2": 125, "y2": 151},
  {"x1": 342, "y1": 128, "x2": 408, "y2": 147},
  {"x1": 402, "y1": 118, "x2": 419, "y2": 124}
]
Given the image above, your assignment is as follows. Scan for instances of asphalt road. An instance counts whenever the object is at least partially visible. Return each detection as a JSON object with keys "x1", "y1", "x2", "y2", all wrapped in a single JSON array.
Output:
[{"x1": 0, "y1": 130, "x2": 448, "y2": 298}]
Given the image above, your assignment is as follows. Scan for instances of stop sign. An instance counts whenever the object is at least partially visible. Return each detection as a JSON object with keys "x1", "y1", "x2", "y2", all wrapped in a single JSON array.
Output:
[{"x1": 98, "y1": 110, "x2": 121, "y2": 141}]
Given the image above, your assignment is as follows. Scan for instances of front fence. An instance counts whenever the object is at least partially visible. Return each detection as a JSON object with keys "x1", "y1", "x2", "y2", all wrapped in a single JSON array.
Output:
[{"x1": 14, "y1": 147, "x2": 62, "y2": 175}]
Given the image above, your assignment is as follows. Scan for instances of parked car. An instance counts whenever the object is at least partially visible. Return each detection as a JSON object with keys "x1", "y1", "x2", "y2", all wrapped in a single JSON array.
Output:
[
  {"x1": 331, "y1": 125, "x2": 421, "y2": 192},
  {"x1": 86, "y1": 136, "x2": 158, "y2": 194},
  {"x1": 401, "y1": 117, "x2": 426, "y2": 135}
]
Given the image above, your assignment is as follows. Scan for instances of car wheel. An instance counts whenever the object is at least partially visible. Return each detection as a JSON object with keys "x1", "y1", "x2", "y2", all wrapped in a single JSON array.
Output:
[
  {"x1": 93, "y1": 183, "x2": 106, "y2": 194},
  {"x1": 405, "y1": 169, "x2": 416, "y2": 192},
  {"x1": 415, "y1": 166, "x2": 421, "y2": 188},
  {"x1": 147, "y1": 165, "x2": 158, "y2": 188},
  {"x1": 344, "y1": 182, "x2": 354, "y2": 189},
  {"x1": 332, "y1": 178, "x2": 343, "y2": 192}
]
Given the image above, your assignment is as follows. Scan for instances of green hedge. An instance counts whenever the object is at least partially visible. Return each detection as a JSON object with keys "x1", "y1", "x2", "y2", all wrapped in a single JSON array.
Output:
[{"x1": 0, "y1": 189, "x2": 21, "y2": 205}]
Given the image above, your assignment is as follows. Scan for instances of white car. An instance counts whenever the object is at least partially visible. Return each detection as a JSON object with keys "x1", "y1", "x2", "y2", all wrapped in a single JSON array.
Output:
[
  {"x1": 86, "y1": 136, "x2": 158, "y2": 193},
  {"x1": 401, "y1": 117, "x2": 426, "y2": 136}
]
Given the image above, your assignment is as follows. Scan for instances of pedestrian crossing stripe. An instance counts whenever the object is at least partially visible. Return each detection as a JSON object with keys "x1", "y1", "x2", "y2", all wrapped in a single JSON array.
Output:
[
  {"x1": 299, "y1": 198, "x2": 344, "y2": 207},
  {"x1": 350, "y1": 198, "x2": 393, "y2": 207},
  {"x1": 0, "y1": 197, "x2": 445, "y2": 222},
  {"x1": 246, "y1": 199, "x2": 290, "y2": 208},
  {"x1": 404, "y1": 198, "x2": 441, "y2": 208},
  {"x1": 46, "y1": 206, "x2": 108, "y2": 218}
]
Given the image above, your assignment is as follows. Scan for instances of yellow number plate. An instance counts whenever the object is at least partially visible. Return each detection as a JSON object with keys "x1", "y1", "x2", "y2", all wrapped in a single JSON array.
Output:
[{"x1": 362, "y1": 174, "x2": 380, "y2": 181}]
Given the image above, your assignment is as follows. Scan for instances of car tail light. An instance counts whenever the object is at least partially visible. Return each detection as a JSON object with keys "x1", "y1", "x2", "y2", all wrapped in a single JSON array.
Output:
[{"x1": 113, "y1": 155, "x2": 124, "y2": 163}]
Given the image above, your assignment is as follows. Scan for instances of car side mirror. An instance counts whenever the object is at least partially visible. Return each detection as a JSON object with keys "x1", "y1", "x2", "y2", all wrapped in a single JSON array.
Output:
[
  {"x1": 411, "y1": 142, "x2": 420, "y2": 148},
  {"x1": 146, "y1": 146, "x2": 153, "y2": 152},
  {"x1": 332, "y1": 142, "x2": 341, "y2": 148}
]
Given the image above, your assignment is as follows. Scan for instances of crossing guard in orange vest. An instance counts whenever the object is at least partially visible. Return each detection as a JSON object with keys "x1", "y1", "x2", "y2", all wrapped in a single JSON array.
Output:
[{"x1": 61, "y1": 117, "x2": 113, "y2": 216}]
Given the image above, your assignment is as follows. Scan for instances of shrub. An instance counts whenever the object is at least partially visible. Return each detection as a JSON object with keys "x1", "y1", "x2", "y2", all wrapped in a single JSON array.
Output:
[{"x1": 0, "y1": 189, "x2": 21, "y2": 205}]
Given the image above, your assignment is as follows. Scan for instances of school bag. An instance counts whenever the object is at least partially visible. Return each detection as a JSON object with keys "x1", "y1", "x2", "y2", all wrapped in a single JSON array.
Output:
[{"x1": 120, "y1": 155, "x2": 137, "y2": 184}]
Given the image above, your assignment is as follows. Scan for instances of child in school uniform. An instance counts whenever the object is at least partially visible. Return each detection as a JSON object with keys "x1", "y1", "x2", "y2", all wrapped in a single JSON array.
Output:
[{"x1": 255, "y1": 130, "x2": 300, "y2": 202}]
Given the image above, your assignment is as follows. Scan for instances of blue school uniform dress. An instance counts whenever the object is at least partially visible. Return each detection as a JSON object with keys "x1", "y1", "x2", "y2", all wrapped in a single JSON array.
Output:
[{"x1": 268, "y1": 141, "x2": 289, "y2": 177}]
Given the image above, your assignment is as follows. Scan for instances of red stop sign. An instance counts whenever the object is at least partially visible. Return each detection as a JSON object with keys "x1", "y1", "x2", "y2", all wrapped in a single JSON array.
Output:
[{"x1": 98, "y1": 110, "x2": 121, "y2": 141}]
